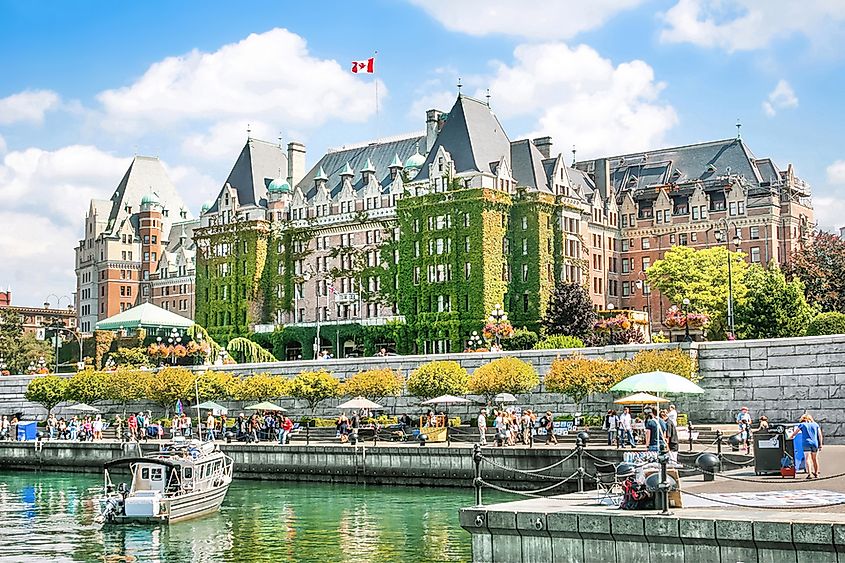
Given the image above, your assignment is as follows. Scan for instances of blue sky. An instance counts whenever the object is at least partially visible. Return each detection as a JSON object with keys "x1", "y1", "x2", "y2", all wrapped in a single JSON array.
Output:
[{"x1": 1, "y1": 0, "x2": 844, "y2": 306}]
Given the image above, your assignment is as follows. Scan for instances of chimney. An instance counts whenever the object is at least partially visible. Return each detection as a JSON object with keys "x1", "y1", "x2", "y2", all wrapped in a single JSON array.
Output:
[
  {"x1": 594, "y1": 158, "x2": 610, "y2": 200},
  {"x1": 532, "y1": 136, "x2": 553, "y2": 159},
  {"x1": 840, "y1": 226, "x2": 845, "y2": 240},
  {"x1": 287, "y1": 142, "x2": 306, "y2": 187},
  {"x1": 425, "y1": 109, "x2": 442, "y2": 154}
]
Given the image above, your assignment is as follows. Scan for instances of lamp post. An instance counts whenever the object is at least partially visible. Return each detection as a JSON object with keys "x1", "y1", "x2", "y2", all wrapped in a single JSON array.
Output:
[
  {"x1": 606, "y1": 303, "x2": 615, "y2": 342},
  {"x1": 0, "y1": 357, "x2": 6, "y2": 375},
  {"x1": 682, "y1": 298, "x2": 692, "y2": 342},
  {"x1": 467, "y1": 331, "x2": 483, "y2": 351},
  {"x1": 635, "y1": 272, "x2": 653, "y2": 343},
  {"x1": 43, "y1": 295, "x2": 72, "y2": 373},
  {"x1": 714, "y1": 220, "x2": 742, "y2": 338},
  {"x1": 158, "y1": 328, "x2": 182, "y2": 365},
  {"x1": 302, "y1": 264, "x2": 323, "y2": 359},
  {"x1": 488, "y1": 304, "x2": 507, "y2": 349}
]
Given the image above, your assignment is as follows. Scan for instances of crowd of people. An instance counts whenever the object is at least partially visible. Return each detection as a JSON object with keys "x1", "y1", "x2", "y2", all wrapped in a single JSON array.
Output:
[{"x1": 476, "y1": 408, "x2": 557, "y2": 447}]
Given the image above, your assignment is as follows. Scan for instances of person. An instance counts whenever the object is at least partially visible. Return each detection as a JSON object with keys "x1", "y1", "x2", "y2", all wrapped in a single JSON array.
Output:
[
  {"x1": 0, "y1": 415, "x2": 9, "y2": 440},
  {"x1": 127, "y1": 413, "x2": 137, "y2": 440},
  {"x1": 619, "y1": 407, "x2": 635, "y2": 448},
  {"x1": 350, "y1": 411, "x2": 361, "y2": 443},
  {"x1": 337, "y1": 413, "x2": 349, "y2": 443},
  {"x1": 758, "y1": 415, "x2": 769, "y2": 432},
  {"x1": 521, "y1": 410, "x2": 533, "y2": 445},
  {"x1": 92, "y1": 415, "x2": 104, "y2": 441},
  {"x1": 206, "y1": 412, "x2": 216, "y2": 442},
  {"x1": 477, "y1": 409, "x2": 487, "y2": 446},
  {"x1": 660, "y1": 409, "x2": 679, "y2": 463},
  {"x1": 46, "y1": 413, "x2": 57, "y2": 440},
  {"x1": 136, "y1": 411, "x2": 147, "y2": 439},
  {"x1": 667, "y1": 405, "x2": 678, "y2": 427},
  {"x1": 68, "y1": 416, "x2": 78, "y2": 441},
  {"x1": 644, "y1": 411, "x2": 666, "y2": 452},
  {"x1": 790, "y1": 414, "x2": 823, "y2": 479},
  {"x1": 113, "y1": 414, "x2": 123, "y2": 440},
  {"x1": 398, "y1": 413, "x2": 412, "y2": 435},
  {"x1": 10, "y1": 416, "x2": 18, "y2": 441},
  {"x1": 736, "y1": 406, "x2": 752, "y2": 453},
  {"x1": 171, "y1": 415, "x2": 181, "y2": 438},
  {"x1": 376, "y1": 347, "x2": 388, "y2": 357},
  {"x1": 280, "y1": 415, "x2": 294, "y2": 445},
  {"x1": 602, "y1": 410, "x2": 619, "y2": 447},
  {"x1": 541, "y1": 411, "x2": 557, "y2": 445}
]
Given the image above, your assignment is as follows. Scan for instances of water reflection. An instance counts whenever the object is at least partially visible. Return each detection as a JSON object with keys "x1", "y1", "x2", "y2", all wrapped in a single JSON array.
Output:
[{"x1": 0, "y1": 472, "x2": 480, "y2": 563}]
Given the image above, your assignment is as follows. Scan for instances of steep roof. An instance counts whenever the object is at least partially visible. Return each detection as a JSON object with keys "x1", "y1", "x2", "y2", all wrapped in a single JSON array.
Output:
[
  {"x1": 208, "y1": 138, "x2": 287, "y2": 212},
  {"x1": 415, "y1": 95, "x2": 511, "y2": 181},
  {"x1": 510, "y1": 139, "x2": 551, "y2": 193},
  {"x1": 296, "y1": 135, "x2": 423, "y2": 200},
  {"x1": 104, "y1": 156, "x2": 187, "y2": 236}
]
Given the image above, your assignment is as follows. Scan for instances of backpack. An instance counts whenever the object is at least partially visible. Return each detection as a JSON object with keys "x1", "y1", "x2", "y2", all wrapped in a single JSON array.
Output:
[{"x1": 620, "y1": 477, "x2": 652, "y2": 510}]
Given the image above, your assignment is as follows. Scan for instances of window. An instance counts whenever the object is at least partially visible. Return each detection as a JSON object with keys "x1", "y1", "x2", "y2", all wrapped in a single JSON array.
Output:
[
  {"x1": 750, "y1": 226, "x2": 760, "y2": 239},
  {"x1": 522, "y1": 264, "x2": 529, "y2": 282},
  {"x1": 522, "y1": 292, "x2": 529, "y2": 313},
  {"x1": 414, "y1": 266, "x2": 420, "y2": 285},
  {"x1": 464, "y1": 213, "x2": 470, "y2": 228},
  {"x1": 522, "y1": 239, "x2": 528, "y2": 255},
  {"x1": 751, "y1": 247, "x2": 761, "y2": 263},
  {"x1": 692, "y1": 206, "x2": 699, "y2": 220},
  {"x1": 521, "y1": 216, "x2": 528, "y2": 230},
  {"x1": 143, "y1": 235, "x2": 150, "y2": 244},
  {"x1": 738, "y1": 201, "x2": 746, "y2": 214},
  {"x1": 691, "y1": 232, "x2": 698, "y2": 242},
  {"x1": 642, "y1": 257, "x2": 651, "y2": 271},
  {"x1": 641, "y1": 237, "x2": 650, "y2": 250},
  {"x1": 663, "y1": 210, "x2": 670, "y2": 223},
  {"x1": 414, "y1": 241, "x2": 420, "y2": 258},
  {"x1": 669, "y1": 234, "x2": 675, "y2": 244},
  {"x1": 621, "y1": 239, "x2": 630, "y2": 252},
  {"x1": 464, "y1": 236, "x2": 471, "y2": 253},
  {"x1": 622, "y1": 258, "x2": 630, "y2": 274},
  {"x1": 729, "y1": 202, "x2": 738, "y2": 216},
  {"x1": 622, "y1": 281, "x2": 631, "y2": 297},
  {"x1": 679, "y1": 233, "x2": 688, "y2": 246},
  {"x1": 152, "y1": 235, "x2": 157, "y2": 244},
  {"x1": 621, "y1": 214, "x2": 628, "y2": 228},
  {"x1": 464, "y1": 262, "x2": 471, "y2": 280},
  {"x1": 656, "y1": 212, "x2": 662, "y2": 225}
]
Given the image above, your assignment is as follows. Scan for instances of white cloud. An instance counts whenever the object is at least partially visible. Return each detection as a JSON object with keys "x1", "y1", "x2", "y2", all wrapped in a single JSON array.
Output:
[
  {"x1": 812, "y1": 195, "x2": 845, "y2": 232},
  {"x1": 408, "y1": 0, "x2": 644, "y2": 40},
  {"x1": 660, "y1": 0, "x2": 845, "y2": 52},
  {"x1": 0, "y1": 134, "x2": 6, "y2": 155},
  {"x1": 0, "y1": 89, "x2": 61, "y2": 125},
  {"x1": 182, "y1": 119, "x2": 276, "y2": 161},
  {"x1": 762, "y1": 80, "x2": 798, "y2": 117},
  {"x1": 96, "y1": 28, "x2": 383, "y2": 137},
  {"x1": 827, "y1": 160, "x2": 845, "y2": 185},
  {"x1": 466, "y1": 43, "x2": 677, "y2": 158}
]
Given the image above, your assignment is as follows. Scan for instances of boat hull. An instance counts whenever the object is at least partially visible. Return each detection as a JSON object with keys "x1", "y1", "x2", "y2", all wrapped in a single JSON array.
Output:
[{"x1": 107, "y1": 479, "x2": 231, "y2": 524}]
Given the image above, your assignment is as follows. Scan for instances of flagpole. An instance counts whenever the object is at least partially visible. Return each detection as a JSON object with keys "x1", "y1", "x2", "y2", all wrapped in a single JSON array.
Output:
[{"x1": 374, "y1": 50, "x2": 379, "y2": 141}]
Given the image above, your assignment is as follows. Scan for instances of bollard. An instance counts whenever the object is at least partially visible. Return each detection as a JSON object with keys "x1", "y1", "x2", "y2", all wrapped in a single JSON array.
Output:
[
  {"x1": 575, "y1": 431, "x2": 589, "y2": 493},
  {"x1": 658, "y1": 444, "x2": 672, "y2": 515},
  {"x1": 306, "y1": 424, "x2": 310, "y2": 446},
  {"x1": 716, "y1": 430, "x2": 723, "y2": 456},
  {"x1": 473, "y1": 444, "x2": 483, "y2": 506},
  {"x1": 688, "y1": 421, "x2": 694, "y2": 452}
]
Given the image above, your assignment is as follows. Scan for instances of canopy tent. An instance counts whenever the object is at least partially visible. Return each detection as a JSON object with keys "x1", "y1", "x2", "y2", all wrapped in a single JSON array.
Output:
[
  {"x1": 192, "y1": 401, "x2": 228, "y2": 413},
  {"x1": 613, "y1": 393, "x2": 669, "y2": 406},
  {"x1": 493, "y1": 392, "x2": 518, "y2": 404},
  {"x1": 609, "y1": 371, "x2": 705, "y2": 395},
  {"x1": 244, "y1": 401, "x2": 286, "y2": 412},
  {"x1": 95, "y1": 302, "x2": 194, "y2": 332},
  {"x1": 336, "y1": 397, "x2": 383, "y2": 410},
  {"x1": 65, "y1": 403, "x2": 101, "y2": 413},
  {"x1": 420, "y1": 395, "x2": 472, "y2": 406}
]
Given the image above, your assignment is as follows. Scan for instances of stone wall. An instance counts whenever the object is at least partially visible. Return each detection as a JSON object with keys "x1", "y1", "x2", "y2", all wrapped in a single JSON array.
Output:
[{"x1": 3, "y1": 335, "x2": 844, "y2": 440}]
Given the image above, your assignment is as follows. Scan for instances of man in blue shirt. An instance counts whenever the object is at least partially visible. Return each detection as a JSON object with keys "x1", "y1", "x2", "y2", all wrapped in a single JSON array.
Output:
[
  {"x1": 790, "y1": 413, "x2": 823, "y2": 479},
  {"x1": 644, "y1": 411, "x2": 666, "y2": 452}
]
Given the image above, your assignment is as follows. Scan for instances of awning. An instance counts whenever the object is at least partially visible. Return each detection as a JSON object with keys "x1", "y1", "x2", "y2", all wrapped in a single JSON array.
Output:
[{"x1": 95, "y1": 302, "x2": 194, "y2": 331}]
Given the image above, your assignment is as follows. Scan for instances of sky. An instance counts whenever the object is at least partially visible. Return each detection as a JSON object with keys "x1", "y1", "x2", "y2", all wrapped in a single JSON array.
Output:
[{"x1": 1, "y1": 0, "x2": 844, "y2": 307}]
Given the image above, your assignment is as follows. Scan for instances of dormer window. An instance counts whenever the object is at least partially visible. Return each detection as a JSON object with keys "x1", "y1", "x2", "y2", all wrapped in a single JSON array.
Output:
[{"x1": 438, "y1": 158, "x2": 444, "y2": 173}]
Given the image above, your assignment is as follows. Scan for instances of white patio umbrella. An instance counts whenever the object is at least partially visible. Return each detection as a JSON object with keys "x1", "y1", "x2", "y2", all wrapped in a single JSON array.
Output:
[
  {"x1": 192, "y1": 401, "x2": 228, "y2": 413},
  {"x1": 493, "y1": 392, "x2": 518, "y2": 404},
  {"x1": 244, "y1": 401, "x2": 287, "y2": 412},
  {"x1": 66, "y1": 403, "x2": 101, "y2": 413},
  {"x1": 336, "y1": 397, "x2": 383, "y2": 410},
  {"x1": 613, "y1": 392, "x2": 669, "y2": 406},
  {"x1": 420, "y1": 395, "x2": 472, "y2": 406}
]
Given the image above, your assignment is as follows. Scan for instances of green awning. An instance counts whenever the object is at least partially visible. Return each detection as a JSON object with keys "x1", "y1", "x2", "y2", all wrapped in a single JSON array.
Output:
[{"x1": 95, "y1": 302, "x2": 194, "y2": 331}]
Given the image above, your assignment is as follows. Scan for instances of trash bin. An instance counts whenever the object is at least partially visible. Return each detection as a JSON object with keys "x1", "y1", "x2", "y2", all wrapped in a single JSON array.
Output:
[
  {"x1": 753, "y1": 430, "x2": 794, "y2": 475},
  {"x1": 16, "y1": 421, "x2": 38, "y2": 441}
]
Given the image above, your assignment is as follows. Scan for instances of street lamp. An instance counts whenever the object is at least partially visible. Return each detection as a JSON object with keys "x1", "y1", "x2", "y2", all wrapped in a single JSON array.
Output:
[
  {"x1": 635, "y1": 271, "x2": 653, "y2": 343},
  {"x1": 714, "y1": 221, "x2": 742, "y2": 338},
  {"x1": 158, "y1": 328, "x2": 182, "y2": 365},
  {"x1": 467, "y1": 331, "x2": 484, "y2": 350},
  {"x1": 0, "y1": 356, "x2": 7, "y2": 374},
  {"x1": 607, "y1": 303, "x2": 615, "y2": 342},
  {"x1": 301, "y1": 265, "x2": 324, "y2": 359},
  {"x1": 488, "y1": 304, "x2": 507, "y2": 349},
  {"x1": 682, "y1": 298, "x2": 692, "y2": 343}
]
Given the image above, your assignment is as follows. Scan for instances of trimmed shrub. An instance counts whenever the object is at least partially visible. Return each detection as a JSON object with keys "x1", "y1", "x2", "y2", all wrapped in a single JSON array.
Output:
[
  {"x1": 503, "y1": 329, "x2": 539, "y2": 351},
  {"x1": 544, "y1": 354, "x2": 617, "y2": 404},
  {"x1": 234, "y1": 372, "x2": 288, "y2": 402},
  {"x1": 287, "y1": 370, "x2": 341, "y2": 414},
  {"x1": 805, "y1": 312, "x2": 845, "y2": 336},
  {"x1": 534, "y1": 334, "x2": 585, "y2": 350},
  {"x1": 616, "y1": 349, "x2": 698, "y2": 381},
  {"x1": 468, "y1": 356, "x2": 539, "y2": 402},
  {"x1": 342, "y1": 368, "x2": 404, "y2": 401},
  {"x1": 407, "y1": 361, "x2": 469, "y2": 400},
  {"x1": 25, "y1": 375, "x2": 67, "y2": 414}
]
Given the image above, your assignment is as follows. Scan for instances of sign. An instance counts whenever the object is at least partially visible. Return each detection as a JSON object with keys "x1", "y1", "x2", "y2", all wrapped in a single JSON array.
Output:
[{"x1": 35, "y1": 328, "x2": 46, "y2": 341}]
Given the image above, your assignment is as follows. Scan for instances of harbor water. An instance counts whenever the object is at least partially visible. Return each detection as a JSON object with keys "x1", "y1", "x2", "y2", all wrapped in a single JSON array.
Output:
[{"x1": 0, "y1": 470, "x2": 484, "y2": 562}]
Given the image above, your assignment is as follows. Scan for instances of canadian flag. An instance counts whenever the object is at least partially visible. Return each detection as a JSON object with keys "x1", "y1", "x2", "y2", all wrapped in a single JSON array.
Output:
[{"x1": 351, "y1": 57, "x2": 375, "y2": 74}]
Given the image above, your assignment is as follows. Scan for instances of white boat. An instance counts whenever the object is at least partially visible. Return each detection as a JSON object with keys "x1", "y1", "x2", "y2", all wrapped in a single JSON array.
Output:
[{"x1": 96, "y1": 438, "x2": 233, "y2": 523}]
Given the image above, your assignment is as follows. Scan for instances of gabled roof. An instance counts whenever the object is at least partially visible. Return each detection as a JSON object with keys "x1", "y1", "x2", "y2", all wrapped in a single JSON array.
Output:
[
  {"x1": 296, "y1": 135, "x2": 423, "y2": 201},
  {"x1": 95, "y1": 302, "x2": 193, "y2": 330},
  {"x1": 104, "y1": 156, "x2": 187, "y2": 236},
  {"x1": 208, "y1": 138, "x2": 287, "y2": 213},
  {"x1": 510, "y1": 139, "x2": 551, "y2": 193},
  {"x1": 414, "y1": 95, "x2": 511, "y2": 181}
]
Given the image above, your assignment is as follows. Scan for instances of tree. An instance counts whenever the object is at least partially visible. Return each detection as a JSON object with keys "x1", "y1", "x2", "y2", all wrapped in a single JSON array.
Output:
[
  {"x1": 287, "y1": 370, "x2": 341, "y2": 414},
  {"x1": 0, "y1": 310, "x2": 54, "y2": 374},
  {"x1": 647, "y1": 245, "x2": 748, "y2": 335},
  {"x1": 534, "y1": 335, "x2": 585, "y2": 350},
  {"x1": 65, "y1": 369, "x2": 108, "y2": 404},
  {"x1": 227, "y1": 337, "x2": 277, "y2": 363},
  {"x1": 235, "y1": 372, "x2": 288, "y2": 402},
  {"x1": 103, "y1": 368, "x2": 151, "y2": 415},
  {"x1": 342, "y1": 368, "x2": 404, "y2": 402},
  {"x1": 407, "y1": 361, "x2": 469, "y2": 400},
  {"x1": 806, "y1": 312, "x2": 845, "y2": 336},
  {"x1": 786, "y1": 231, "x2": 845, "y2": 313},
  {"x1": 145, "y1": 367, "x2": 195, "y2": 418},
  {"x1": 615, "y1": 349, "x2": 698, "y2": 381},
  {"x1": 109, "y1": 347, "x2": 150, "y2": 368},
  {"x1": 734, "y1": 265, "x2": 816, "y2": 339},
  {"x1": 468, "y1": 357, "x2": 539, "y2": 403},
  {"x1": 25, "y1": 375, "x2": 67, "y2": 414},
  {"x1": 503, "y1": 329, "x2": 538, "y2": 351},
  {"x1": 541, "y1": 282, "x2": 596, "y2": 339},
  {"x1": 544, "y1": 355, "x2": 617, "y2": 405},
  {"x1": 195, "y1": 370, "x2": 239, "y2": 401}
]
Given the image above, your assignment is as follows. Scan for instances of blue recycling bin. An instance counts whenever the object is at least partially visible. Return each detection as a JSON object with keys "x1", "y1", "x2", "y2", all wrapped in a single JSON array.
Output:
[{"x1": 17, "y1": 421, "x2": 37, "y2": 441}]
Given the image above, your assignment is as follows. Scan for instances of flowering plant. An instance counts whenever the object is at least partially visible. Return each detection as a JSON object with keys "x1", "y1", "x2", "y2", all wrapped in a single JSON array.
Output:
[
  {"x1": 664, "y1": 306, "x2": 709, "y2": 329},
  {"x1": 593, "y1": 314, "x2": 632, "y2": 332},
  {"x1": 482, "y1": 320, "x2": 514, "y2": 341}
]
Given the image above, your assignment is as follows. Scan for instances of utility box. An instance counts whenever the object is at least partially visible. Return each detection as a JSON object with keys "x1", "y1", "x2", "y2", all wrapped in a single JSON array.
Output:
[
  {"x1": 124, "y1": 491, "x2": 161, "y2": 517},
  {"x1": 754, "y1": 430, "x2": 794, "y2": 476}
]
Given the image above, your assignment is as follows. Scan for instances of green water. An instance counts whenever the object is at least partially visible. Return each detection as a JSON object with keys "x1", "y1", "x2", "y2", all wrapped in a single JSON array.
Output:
[{"x1": 0, "y1": 471, "x2": 488, "y2": 563}]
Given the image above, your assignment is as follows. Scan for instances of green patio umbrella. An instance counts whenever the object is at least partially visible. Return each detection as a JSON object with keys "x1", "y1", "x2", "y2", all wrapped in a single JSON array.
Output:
[{"x1": 609, "y1": 370, "x2": 705, "y2": 395}]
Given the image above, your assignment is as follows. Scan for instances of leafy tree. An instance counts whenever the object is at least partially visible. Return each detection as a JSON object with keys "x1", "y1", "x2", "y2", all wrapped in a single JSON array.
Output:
[
  {"x1": 468, "y1": 357, "x2": 539, "y2": 403},
  {"x1": 227, "y1": 337, "x2": 277, "y2": 363},
  {"x1": 534, "y1": 335, "x2": 585, "y2": 350},
  {"x1": 406, "y1": 361, "x2": 469, "y2": 400},
  {"x1": 541, "y1": 282, "x2": 596, "y2": 339},
  {"x1": 585, "y1": 327, "x2": 646, "y2": 347},
  {"x1": 342, "y1": 368, "x2": 404, "y2": 402},
  {"x1": 544, "y1": 354, "x2": 617, "y2": 405},
  {"x1": 287, "y1": 370, "x2": 341, "y2": 414},
  {"x1": 65, "y1": 369, "x2": 108, "y2": 404},
  {"x1": 103, "y1": 368, "x2": 151, "y2": 414},
  {"x1": 786, "y1": 231, "x2": 845, "y2": 313},
  {"x1": 145, "y1": 367, "x2": 195, "y2": 417},
  {"x1": 503, "y1": 329, "x2": 538, "y2": 351},
  {"x1": 805, "y1": 312, "x2": 845, "y2": 336},
  {"x1": 647, "y1": 246, "x2": 748, "y2": 335},
  {"x1": 109, "y1": 347, "x2": 150, "y2": 368},
  {"x1": 0, "y1": 310, "x2": 54, "y2": 374},
  {"x1": 615, "y1": 349, "x2": 698, "y2": 381},
  {"x1": 734, "y1": 265, "x2": 816, "y2": 339},
  {"x1": 195, "y1": 370, "x2": 239, "y2": 401},
  {"x1": 234, "y1": 372, "x2": 288, "y2": 402},
  {"x1": 25, "y1": 375, "x2": 67, "y2": 414}
]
